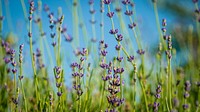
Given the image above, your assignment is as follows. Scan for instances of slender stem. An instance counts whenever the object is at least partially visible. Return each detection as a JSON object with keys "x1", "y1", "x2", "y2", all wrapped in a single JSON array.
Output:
[{"x1": 19, "y1": 63, "x2": 28, "y2": 112}]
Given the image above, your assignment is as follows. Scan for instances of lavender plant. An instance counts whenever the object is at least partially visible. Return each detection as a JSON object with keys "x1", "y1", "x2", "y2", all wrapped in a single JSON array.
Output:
[{"x1": 0, "y1": 0, "x2": 200, "y2": 112}]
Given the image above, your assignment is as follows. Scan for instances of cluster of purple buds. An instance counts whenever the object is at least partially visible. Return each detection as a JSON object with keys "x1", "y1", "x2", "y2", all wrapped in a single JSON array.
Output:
[
  {"x1": 106, "y1": 96, "x2": 125, "y2": 107},
  {"x1": 99, "y1": 40, "x2": 108, "y2": 57},
  {"x1": 128, "y1": 22, "x2": 136, "y2": 29},
  {"x1": 72, "y1": 72, "x2": 84, "y2": 78},
  {"x1": 122, "y1": 0, "x2": 130, "y2": 5},
  {"x1": 54, "y1": 66, "x2": 63, "y2": 97},
  {"x1": 54, "y1": 66, "x2": 62, "y2": 79},
  {"x1": 115, "y1": 45, "x2": 121, "y2": 51},
  {"x1": 116, "y1": 34, "x2": 123, "y2": 42},
  {"x1": 182, "y1": 81, "x2": 191, "y2": 110},
  {"x1": 124, "y1": 10, "x2": 133, "y2": 16},
  {"x1": 10, "y1": 49, "x2": 17, "y2": 74},
  {"x1": 105, "y1": 108, "x2": 117, "y2": 112},
  {"x1": 153, "y1": 102, "x2": 160, "y2": 112},
  {"x1": 36, "y1": 48, "x2": 45, "y2": 69},
  {"x1": 80, "y1": 48, "x2": 88, "y2": 56},
  {"x1": 49, "y1": 93, "x2": 53, "y2": 106},
  {"x1": 103, "y1": 0, "x2": 111, "y2": 4},
  {"x1": 102, "y1": 75, "x2": 112, "y2": 81},
  {"x1": 101, "y1": 49, "x2": 108, "y2": 57},
  {"x1": 155, "y1": 85, "x2": 161, "y2": 99},
  {"x1": 109, "y1": 29, "x2": 118, "y2": 35},
  {"x1": 107, "y1": 12, "x2": 114, "y2": 18},
  {"x1": 137, "y1": 49, "x2": 145, "y2": 55},
  {"x1": 73, "y1": 84, "x2": 83, "y2": 97},
  {"x1": 12, "y1": 97, "x2": 19, "y2": 105},
  {"x1": 113, "y1": 67, "x2": 124, "y2": 74},
  {"x1": 116, "y1": 56, "x2": 123, "y2": 62},
  {"x1": 29, "y1": 1, "x2": 34, "y2": 15},
  {"x1": 127, "y1": 55, "x2": 134, "y2": 62}
]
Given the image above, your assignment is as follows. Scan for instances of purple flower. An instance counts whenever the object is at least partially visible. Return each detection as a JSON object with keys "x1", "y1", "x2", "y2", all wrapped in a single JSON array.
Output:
[
  {"x1": 124, "y1": 10, "x2": 133, "y2": 16},
  {"x1": 184, "y1": 92, "x2": 190, "y2": 99},
  {"x1": 115, "y1": 45, "x2": 121, "y2": 51},
  {"x1": 122, "y1": 0, "x2": 130, "y2": 5},
  {"x1": 116, "y1": 34, "x2": 123, "y2": 42},
  {"x1": 117, "y1": 56, "x2": 123, "y2": 62},
  {"x1": 182, "y1": 104, "x2": 189, "y2": 110},
  {"x1": 107, "y1": 12, "x2": 114, "y2": 18},
  {"x1": 109, "y1": 29, "x2": 118, "y2": 35},
  {"x1": 71, "y1": 62, "x2": 78, "y2": 68},
  {"x1": 137, "y1": 49, "x2": 145, "y2": 55},
  {"x1": 128, "y1": 22, "x2": 136, "y2": 29},
  {"x1": 18, "y1": 76, "x2": 24, "y2": 80},
  {"x1": 12, "y1": 68, "x2": 17, "y2": 74},
  {"x1": 103, "y1": 0, "x2": 111, "y2": 4},
  {"x1": 57, "y1": 92, "x2": 62, "y2": 97},
  {"x1": 127, "y1": 55, "x2": 134, "y2": 62},
  {"x1": 3, "y1": 57, "x2": 11, "y2": 64},
  {"x1": 56, "y1": 82, "x2": 62, "y2": 88},
  {"x1": 101, "y1": 50, "x2": 108, "y2": 56},
  {"x1": 54, "y1": 66, "x2": 61, "y2": 75},
  {"x1": 162, "y1": 20, "x2": 167, "y2": 27},
  {"x1": 100, "y1": 63, "x2": 108, "y2": 69},
  {"x1": 81, "y1": 48, "x2": 88, "y2": 56}
]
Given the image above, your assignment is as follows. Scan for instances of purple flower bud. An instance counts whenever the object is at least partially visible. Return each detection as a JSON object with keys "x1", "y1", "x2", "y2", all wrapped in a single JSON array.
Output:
[
  {"x1": 184, "y1": 92, "x2": 190, "y2": 99},
  {"x1": 103, "y1": 0, "x2": 111, "y2": 4},
  {"x1": 122, "y1": 0, "x2": 130, "y2": 5},
  {"x1": 50, "y1": 33, "x2": 56, "y2": 38},
  {"x1": 109, "y1": 29, "x2": 118, "y2": 35},
  {"x1": 11, "y1": 61, "x2": 17, "y2": 67},
  {"x1": 107, "y1": 12, "x2": 114, "y2": 18},
  {"x1": 182, "y1": 104, "x2": 189, "y2": 110},
  {"x1": 12, "y1": 68, "x2": 17, "y2": 74},
  {"x1": 28, "y1": 32, "x2": 32, "y2": 37},
  {"x1": 124, "y1": 10, "x2": 133, "y2": 16},
  {"x1": 57, "y1": 92, "x2": 62, "y2": 97},
  {"x1": 127, "y1": 55, "x2": 134, "y2": 62},
  {"x1": 128, "y1": 22, "x2": 136, "y2": 29},
  {"x1": 116, "y1": 34, "x2": 123, "y2": 42},
  {"x1": 52, "y1": 42, "x2": 56, "y2": 47},
  {"x1": 115, "y1": 45, "x2": 121, "y2": 51},
  {"x1": 101, "y1": 50, "x2": 108, "y2": 56},
  {"x1": 4, "y1": 57, "x2": 11, "y2": 64},
  {"x1": 56, "y1": 82, "x2": 62, "y2": 88},
  {"x1": 18, "y1": 76, "x2": 24, "y2": 80},
  {"x1": 117, "y1": 56, "x2": 123, "y2": 62},
  {"x1": 137, "y1": 49, "x2": 145, "y2": 55}
]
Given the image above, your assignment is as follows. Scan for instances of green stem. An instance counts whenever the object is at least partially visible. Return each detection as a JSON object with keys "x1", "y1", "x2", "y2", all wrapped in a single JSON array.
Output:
[{"x1": 19, "y1": 63, "x2": 28, "y2": 112}]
